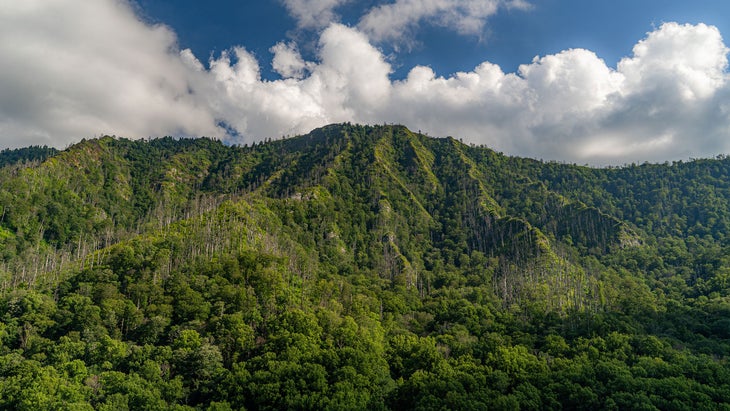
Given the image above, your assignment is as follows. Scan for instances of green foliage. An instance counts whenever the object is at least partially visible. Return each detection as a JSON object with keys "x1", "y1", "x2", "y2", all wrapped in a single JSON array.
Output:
[
  {"x1": 1, "y1": 124, "x2": 730, "y2": 408},
  {"x1": 0, "y1": 145, "x2": 57, "y2": 168}
]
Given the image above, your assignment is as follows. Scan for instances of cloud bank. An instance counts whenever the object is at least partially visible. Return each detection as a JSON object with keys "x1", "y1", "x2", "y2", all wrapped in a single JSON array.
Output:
[{"x1": 1, "y1": 0, "x2": 729, "y2": 165}]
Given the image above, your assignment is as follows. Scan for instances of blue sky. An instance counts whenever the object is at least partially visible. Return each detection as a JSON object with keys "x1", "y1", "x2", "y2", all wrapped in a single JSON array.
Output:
[
  {"x1": 135, "y1": 0, "x2": 730, "y2": 79},
  {"x1": 2, "y1": 0, "x2": 730, "y2": 164}
]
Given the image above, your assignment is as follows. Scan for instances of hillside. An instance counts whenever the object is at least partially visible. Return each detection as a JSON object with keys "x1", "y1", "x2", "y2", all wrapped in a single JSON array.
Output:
[{"x1": 0, "y1": 124, "x2": 729, "y2": 409}]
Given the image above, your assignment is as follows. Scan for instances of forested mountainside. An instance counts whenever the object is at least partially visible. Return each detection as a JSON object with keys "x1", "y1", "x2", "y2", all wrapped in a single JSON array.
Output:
[
  {"x1": 1, "y1": 123, "x2": 729, "y2": 410},
  {"x1": 0, "y1": 145, "x2": 58, "y2": 168}
]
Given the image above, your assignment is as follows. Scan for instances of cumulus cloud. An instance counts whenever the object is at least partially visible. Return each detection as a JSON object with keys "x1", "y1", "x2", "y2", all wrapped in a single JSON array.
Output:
[
  {"x1": 588, "y1": 22, "x2": 730, "y2": 163},
  {"x1": 358, "y1": 0, "x2": 511, "y2": 44},
  {"x1": 0, "y1": 0, "x2": 222, "y2": 148},
  {"x1": 280, "y1": 0, "x2": 350, "y2": 29},
  {"x1": 188, "y1": 23, "x2": 391, "y2": 140},
  {"x1": 187, "y1": 19, "x2": 730, "y2": 165},
  {"x1": 379, "y1": 22, "x2": 730, "y2": 164},
  {"x1": 1, "y1": 0, "x2": 729, "y2": 165},
  {"x1": 271, "y1": 42, "x2": 311, "y2": 79},
  {"x1": 618, "y1": 22, "x2": 728, "y2": 101}
]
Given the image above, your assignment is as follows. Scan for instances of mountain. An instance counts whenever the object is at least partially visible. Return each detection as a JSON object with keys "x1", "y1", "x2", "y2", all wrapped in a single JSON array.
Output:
[{"x1": 0, "y1": 124, "x2": 729, "y2": 409}]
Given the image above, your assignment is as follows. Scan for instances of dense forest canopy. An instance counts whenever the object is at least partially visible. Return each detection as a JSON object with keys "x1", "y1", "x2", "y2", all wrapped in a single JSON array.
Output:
[
  {"x1": 0, "y1": 124, "x2": 729, "y2": 409},
  {"x1": 0, "y1": 145, "x2": 58, "y2": 168}
]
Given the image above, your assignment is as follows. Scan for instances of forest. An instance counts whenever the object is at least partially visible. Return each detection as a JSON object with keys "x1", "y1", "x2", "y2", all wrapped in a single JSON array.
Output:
[{"x1": 0, "y1": 123, "x2": 729, "y2": 410}]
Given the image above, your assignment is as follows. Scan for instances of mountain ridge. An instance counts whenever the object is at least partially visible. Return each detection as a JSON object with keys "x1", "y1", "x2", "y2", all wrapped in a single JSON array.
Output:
[{"x1": 1, "y1": 123, "x2": 729, "y2": 409}]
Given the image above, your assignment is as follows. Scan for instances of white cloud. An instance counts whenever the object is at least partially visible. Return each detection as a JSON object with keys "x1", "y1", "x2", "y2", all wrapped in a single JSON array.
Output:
[
  {"x1": 0, "y1": 0, "x2": 222, "y2": 148},
  {"x1": 518, "y1": 49, "x2": 623, "y2": 118},
  {"x1": 618, "y1": 22, "x2": 728, "y2": 101},
  {"x1": 372, "y1": 22, "x2": 730, "y2": 164},
  {"x1": 194, "y1": 21, "x2": 730, "y2": 164},
  {"x1": 1, "y1": 1, "x2": 729, "y2": 165},
  {"x1": 315, "y1": 24, "x2": 392, "y2": 111},
  {"x1": 271, "y1": 42, "x2": 310, "y2": 79},
  {"x1": 358, "y1": 0, "x2": 503, "y2": 44},
  {"x1": 505, "y1": 0, "x2": 532, "y2": 10},
  {"x1": 280, "y1": 0, "x2": 349, "y2": 29},
  {"x1": 189, "y1": 23, "x2": 391, "y2": 141}
]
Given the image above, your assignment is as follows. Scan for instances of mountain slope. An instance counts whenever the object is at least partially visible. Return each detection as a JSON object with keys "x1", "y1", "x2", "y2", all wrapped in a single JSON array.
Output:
[{"x1": 0, "y1": 124, "x2": 729, "y2": 409}]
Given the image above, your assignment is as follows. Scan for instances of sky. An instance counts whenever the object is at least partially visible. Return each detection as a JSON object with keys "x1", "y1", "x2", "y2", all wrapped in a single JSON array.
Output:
[{"x1": 2, "y1": 1, "x2": 730, "y2": 165}]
